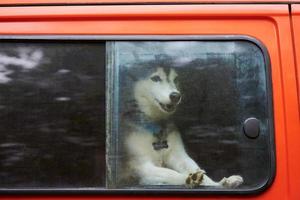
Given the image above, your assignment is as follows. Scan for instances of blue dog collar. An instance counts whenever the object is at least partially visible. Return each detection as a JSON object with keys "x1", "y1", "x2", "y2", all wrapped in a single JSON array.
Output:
[
  {"x1": 143, "y1": 122, "x2": 162, "y2": 134},
  {"x1": 139, "y1": 117, "x2": 169, "y2": 151}
]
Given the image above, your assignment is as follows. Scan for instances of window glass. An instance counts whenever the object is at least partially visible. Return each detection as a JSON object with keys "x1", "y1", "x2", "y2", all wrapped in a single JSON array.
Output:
[
  {"x1": 0, "y1": 38, "x2": 274, "y2": 193},
  {"x1": 107, "y1": 40, "x2": 274, "y2": 191},
  {"x1": 0, "y1": 41, "x2": 106, "y2": 188}
]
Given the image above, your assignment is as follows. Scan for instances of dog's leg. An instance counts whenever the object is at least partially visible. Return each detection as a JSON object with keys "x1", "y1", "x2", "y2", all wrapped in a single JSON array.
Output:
[
  {"x1": 217, "y1": 175, "x2": 244, "y2": 188},
  {"x1": 166, "y1": 131, "x2": 243, "y2": 188},
  {"x1": 200, "y1": 174, "x2": 243, "y2": 188},
  {"x1": 167, "y1": 151, "x2": 243, "y2": 188},
  {"x1": 125, "y1": 131, "x2": 187, "y2": 185},
  {"x1": 136, "y1": 162, "x2": 186, "y2": 185},
  {"x1": 165, "y1": 131, "x2": 206, "y2": 187},
  {"x1": 167, "y1": 150, "x2": 244, "y2": 188},
  {"x1": 166, "y1": 131, "x2": 204, "y2": 174}
]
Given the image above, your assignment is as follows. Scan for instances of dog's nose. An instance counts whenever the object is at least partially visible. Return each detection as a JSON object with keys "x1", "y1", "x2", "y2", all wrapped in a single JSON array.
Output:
[{"x1": 170, "y1": 92, "x2": 181, "y2": 103}]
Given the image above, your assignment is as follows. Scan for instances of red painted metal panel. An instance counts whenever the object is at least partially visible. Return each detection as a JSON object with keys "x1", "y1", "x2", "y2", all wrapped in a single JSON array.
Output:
[
  {"x1": 0, "y1": 3, "x2": 298, "y2": 200},
  {"x1": 0, "y1": 0, "x2": 299, "y2": 5}
]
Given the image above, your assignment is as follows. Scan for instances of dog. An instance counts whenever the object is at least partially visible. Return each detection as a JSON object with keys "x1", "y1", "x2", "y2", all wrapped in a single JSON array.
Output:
[{"x1": 119, "y1": 62, "x2": 243, "y2": 188}]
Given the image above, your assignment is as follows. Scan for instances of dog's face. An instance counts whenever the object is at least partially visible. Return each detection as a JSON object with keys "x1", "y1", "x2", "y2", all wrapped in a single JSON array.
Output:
[{"x1": 134, "y1": 67, "x2": 181, "y2": 121}]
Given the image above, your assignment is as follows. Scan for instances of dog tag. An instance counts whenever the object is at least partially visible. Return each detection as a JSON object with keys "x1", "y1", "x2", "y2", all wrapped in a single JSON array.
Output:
[
  {"x1": 243, "y1": 117, "x2": 260, "y2": 139},
  {"x1": 152, "y1": 140, "x2": 168, "y2": 150}
]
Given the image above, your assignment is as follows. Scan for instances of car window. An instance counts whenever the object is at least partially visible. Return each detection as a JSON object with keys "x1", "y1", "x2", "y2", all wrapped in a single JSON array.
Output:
[
  {"x1": 0, "y1": 37, "x2": 274, "y2": 193},
  {"x1": 107, "y1": 39, "x2": 274, "y2": 192}
]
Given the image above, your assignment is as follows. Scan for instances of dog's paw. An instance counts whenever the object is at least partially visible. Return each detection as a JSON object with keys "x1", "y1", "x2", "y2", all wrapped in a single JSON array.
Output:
[
  {"x1": 185, "y1": 170, "x2": 205, "y2": 188},
  {"x1": 220, "y1": 175, "x2": 243, "y2": 188}
]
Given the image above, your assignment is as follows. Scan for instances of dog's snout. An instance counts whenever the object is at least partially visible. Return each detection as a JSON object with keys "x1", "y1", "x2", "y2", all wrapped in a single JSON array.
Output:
[{"x1": 170, "y1": 92, "x2": 181, "y2": 103}]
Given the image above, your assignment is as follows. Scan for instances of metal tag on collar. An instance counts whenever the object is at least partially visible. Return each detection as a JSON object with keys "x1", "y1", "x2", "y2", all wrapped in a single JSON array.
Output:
[{"x1": 152, "y1": 140, "x2": 168, "y2": 151}]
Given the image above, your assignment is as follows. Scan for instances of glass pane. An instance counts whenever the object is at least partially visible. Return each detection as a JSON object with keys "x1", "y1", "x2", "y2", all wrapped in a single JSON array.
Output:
[
  {"x1": 107, "y1": 41, "x2": 273, "y2": 191},
  {"x1": 0, "y1": 38, "x2": 273, "y2": 193},
  {"x1": 0, "y1": 41, "x2": 106, "y2": 188}
]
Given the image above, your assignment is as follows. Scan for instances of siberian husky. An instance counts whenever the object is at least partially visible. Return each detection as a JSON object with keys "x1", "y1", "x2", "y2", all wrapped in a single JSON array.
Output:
[{"x1": 120, "y1": 64, "x2": 243, "y2": 188}]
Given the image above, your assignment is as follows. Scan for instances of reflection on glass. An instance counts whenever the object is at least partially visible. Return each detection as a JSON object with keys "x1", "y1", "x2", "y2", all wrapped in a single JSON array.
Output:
[
  {"x1": 0, "y1": 42, "x2": 106, "y2": 188},
  {"x1": 107, "y1": 41, "x2": 272, "y2": 190},
  {"x1": 0, "y1": 39, "x2": 273, "y2": 192}
]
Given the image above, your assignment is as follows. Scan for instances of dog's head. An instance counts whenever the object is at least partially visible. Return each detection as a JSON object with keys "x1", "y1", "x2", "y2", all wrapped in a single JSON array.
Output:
[{"x1": 133, "y1": 66, "x2": 181, "y2": 121}]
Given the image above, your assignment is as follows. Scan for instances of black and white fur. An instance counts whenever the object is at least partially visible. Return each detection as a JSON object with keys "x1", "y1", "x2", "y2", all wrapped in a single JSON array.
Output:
[{"x1": 119, "y1": 63, "x2": 243, "y2": 188}]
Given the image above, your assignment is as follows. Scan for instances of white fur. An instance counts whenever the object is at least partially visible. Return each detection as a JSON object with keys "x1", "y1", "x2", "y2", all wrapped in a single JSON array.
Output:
[
  {"x1": 125, "y1": 67, "x2": 243, "y2": 188},
  {"x1": 134, "y1": 68, "x2": 179, "y2": 121}
]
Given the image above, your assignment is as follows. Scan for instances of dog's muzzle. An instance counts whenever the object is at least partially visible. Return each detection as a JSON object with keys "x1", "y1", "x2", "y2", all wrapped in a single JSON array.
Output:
[
  {"x1": 155, "y1": 92, "x2": 181, "y2": 113},
  {"x1": 158, "y1": 101, "x2": 177, "y2": 112},
  {"x1": 169, "y1": 92, "x2": 181, "y2": 104}
]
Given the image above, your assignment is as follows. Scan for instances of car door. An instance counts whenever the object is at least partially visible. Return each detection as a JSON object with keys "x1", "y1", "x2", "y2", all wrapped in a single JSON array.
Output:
[{"x1": 0, "y1": 2, "x2": 298, "y2": 200}]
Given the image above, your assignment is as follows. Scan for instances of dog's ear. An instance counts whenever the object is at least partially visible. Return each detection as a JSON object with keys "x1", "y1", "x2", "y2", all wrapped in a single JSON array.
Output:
[
  {"x1": 124, "y1": 65, "x2": 152, "y2": 81},
  {"x1": 126, "y1": 70, "x2": 138, "y2": 81},
  {"x1": 120, "y1": 65, "x2": 138, "y2": 82}
]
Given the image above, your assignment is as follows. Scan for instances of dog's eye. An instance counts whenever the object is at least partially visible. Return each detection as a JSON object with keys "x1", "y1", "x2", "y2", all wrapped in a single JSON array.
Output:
[{"x1": 151, "y1": 75, "x2": 162, "y2": 82}]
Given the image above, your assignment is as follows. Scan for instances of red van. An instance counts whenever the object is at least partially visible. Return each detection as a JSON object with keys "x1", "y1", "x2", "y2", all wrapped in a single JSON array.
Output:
[{"x1": 0, "y1": 0, "x2": 299, "y2": 200}]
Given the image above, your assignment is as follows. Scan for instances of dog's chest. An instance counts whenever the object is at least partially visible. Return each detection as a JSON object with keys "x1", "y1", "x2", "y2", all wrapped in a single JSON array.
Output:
[
  {"x1": 126, "y1": 126, "x2": 177, "y2": 167},
  {"x1": 143, "y1": 133, "x2": 171, "y2": 166}
]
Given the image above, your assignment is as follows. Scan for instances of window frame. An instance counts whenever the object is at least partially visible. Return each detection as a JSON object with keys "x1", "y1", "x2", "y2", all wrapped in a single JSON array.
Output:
[{"x1": 0, "y1": 35, "x2": 275, "y2": 195}]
